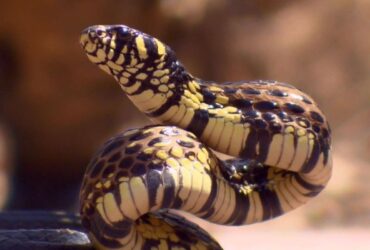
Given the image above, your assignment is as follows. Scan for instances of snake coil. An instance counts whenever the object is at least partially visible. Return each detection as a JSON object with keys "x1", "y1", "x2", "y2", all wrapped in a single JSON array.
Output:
[{"x1": 79, "y1": 25, "x2": 332, "y2": 250}]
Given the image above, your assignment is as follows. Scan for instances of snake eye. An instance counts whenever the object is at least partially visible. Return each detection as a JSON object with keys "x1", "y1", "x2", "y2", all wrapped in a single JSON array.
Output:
[
  {"x1": 95, "y1": 29, "x2": 106, "y2": 38},
  {"x1": 115, "y1": 26, "x2": 131, "y2": 40}
]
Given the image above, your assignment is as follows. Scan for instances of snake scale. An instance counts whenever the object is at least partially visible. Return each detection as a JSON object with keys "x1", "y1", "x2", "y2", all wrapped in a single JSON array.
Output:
[{"x1": 79, "y1": 25, "x2": 332, "y2": 250}]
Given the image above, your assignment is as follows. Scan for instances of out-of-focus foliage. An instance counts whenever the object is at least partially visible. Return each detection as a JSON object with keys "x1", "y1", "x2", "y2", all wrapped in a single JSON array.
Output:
[{"x1": 0, "y1": 0, "x2": 368, "y2": 228}]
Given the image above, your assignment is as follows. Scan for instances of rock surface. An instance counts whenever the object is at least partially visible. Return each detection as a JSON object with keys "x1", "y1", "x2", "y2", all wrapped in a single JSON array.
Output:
[{"x1": 0, "y1": 211, "x2": 94, "y2": 250}]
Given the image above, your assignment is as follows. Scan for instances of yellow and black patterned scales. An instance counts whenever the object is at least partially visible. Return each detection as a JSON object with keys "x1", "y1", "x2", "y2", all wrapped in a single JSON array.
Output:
[{"x1": 79, "y1": 25, "x2": 332, "y2": 250}]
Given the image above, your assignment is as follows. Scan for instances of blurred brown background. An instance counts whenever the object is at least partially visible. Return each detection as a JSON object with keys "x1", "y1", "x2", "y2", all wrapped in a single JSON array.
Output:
[{"x1": 0, "y1": 0, "x2": 369, "y2": 248}]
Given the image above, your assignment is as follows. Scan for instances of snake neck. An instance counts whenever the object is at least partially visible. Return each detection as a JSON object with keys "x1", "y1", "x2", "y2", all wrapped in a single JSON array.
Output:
[{"x1": 119, "y1": 57, "x2": 197, "y2": 118}]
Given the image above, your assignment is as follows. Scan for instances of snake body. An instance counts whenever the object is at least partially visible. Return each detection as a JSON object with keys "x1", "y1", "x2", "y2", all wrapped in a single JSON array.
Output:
[{"x1": 79, "y1": 25, "x2": 332, "y2": 250}]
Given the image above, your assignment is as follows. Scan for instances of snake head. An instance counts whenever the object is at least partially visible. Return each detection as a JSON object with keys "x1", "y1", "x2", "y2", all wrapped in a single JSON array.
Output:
[{"x1": 80, "y1": 25, "x2": 186, "y2": 86}]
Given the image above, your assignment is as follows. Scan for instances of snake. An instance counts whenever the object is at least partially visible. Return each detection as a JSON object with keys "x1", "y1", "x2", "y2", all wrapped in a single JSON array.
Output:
[{"x1": 79, "y1": 24, "x2": 332, "y2": 250}]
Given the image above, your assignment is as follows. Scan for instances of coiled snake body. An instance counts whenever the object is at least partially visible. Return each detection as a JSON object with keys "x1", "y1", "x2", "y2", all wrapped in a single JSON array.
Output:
[{"x1": 79, "y1": 25, "x2": 332, "y2": 250}]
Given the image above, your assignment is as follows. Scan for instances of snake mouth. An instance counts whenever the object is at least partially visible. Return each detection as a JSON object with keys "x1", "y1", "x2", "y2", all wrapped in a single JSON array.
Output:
[{"x1": 80, "y1": 25, "x2": 105, "y2": 50}]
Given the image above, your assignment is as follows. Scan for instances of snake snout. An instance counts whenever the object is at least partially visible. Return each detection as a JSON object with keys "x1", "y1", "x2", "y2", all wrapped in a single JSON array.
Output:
[{"x1": 80, "y1": 25, "x2": 111, "y2": 47}]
